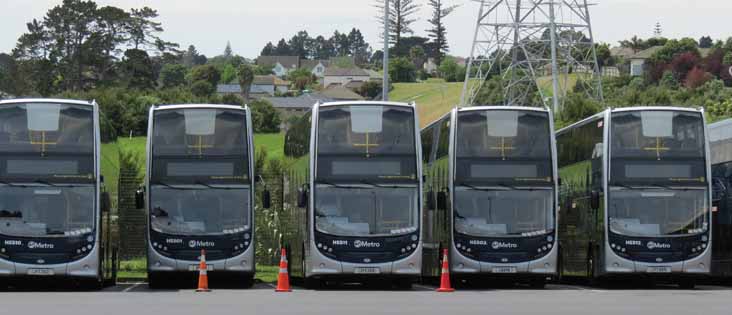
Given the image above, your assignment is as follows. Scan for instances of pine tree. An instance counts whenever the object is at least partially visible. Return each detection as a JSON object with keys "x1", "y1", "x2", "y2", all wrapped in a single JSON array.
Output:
[
  {"x1": 223, "y1": 41, "x2": 233, "y2": 58},
  {"x1": 374, "y1": 0, "x2": 420, "y2": 47},
  {"x1": 426, "y1": 0, "x2": 458, "y2": 66}
]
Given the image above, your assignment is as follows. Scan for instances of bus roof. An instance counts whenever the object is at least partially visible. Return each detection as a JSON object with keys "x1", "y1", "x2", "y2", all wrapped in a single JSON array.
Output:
[
  {"x1": 318, "y1": 101, "x2": 415, "y2": 108},
  {"x1": 458, "y1": 105, "x2": 549, "y2": 113},
  {"x1": 557, "y1": 106, "x2": 704, "y2": 136},
  {"x1": 709, "y1": 118, "x2": 732, "y2": 165},
  {"x1": 152, "y1": 104, "x2": 248, "y2": 112},
  {"x1": 0, "y1": 98, "x2": 94, "y2": 106}
]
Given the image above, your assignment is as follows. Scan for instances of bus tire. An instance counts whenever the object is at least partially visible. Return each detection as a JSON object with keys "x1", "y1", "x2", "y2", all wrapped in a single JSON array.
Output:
[
  {"x1": 148, "y1": 272, "x2": 164, "y2": 289},
  {"x1": 679, "y1": 280, "x2": 696, "y2": 289}
]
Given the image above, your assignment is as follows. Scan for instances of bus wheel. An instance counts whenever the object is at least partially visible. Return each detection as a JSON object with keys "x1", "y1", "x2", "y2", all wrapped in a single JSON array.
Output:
[
  {"x1": 148, "y1": 272, "x2": 164, "y2": 289},
  {"x1": 304, "y1": 276, "x2": 323, "y2": 290},
  {"x1": 678, "y1": 280, "x2": 696, "y2": 289},
  {"x1": 392, "y1": 278, "x2": 413, "y2": 290},
  {"x1": 529, "y1": 279, "x2": 546, "y2": 289}
]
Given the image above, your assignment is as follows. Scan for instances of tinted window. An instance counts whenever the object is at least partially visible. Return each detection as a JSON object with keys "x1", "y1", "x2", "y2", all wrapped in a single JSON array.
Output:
[
  {"x1": 0, "y1": 102, "x2": 93, "y2": 154},
  {"x1": 152, "y1": 108, "x2": 247, "y2": 157}
]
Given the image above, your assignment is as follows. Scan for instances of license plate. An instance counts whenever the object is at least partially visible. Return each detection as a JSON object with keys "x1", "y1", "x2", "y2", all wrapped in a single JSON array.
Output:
[
  {"x1": 188, "y1": 264, "x2": 213, "y2": 271},
  {"x1": 27, "y1": 268, "x2": 54, "y2": 276},
  {"x1": 491, "y1": 267, "x2": 517, "y2": 273},
  {"x1": 647, "y1": 266, "x2": 672, "y2": 273},
  {"x1": 354, "y1": 267, "x2": 381, "y2": 274}
]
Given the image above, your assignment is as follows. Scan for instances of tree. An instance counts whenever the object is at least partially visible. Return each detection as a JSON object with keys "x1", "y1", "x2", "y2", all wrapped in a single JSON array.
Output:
[
  {"x1": 358, "y1": 80, "x2": 382, "y2": 99},
  {"x1": 685, "y1": 67, "x2": 712, "y2": 89},
  {"x1": 95, "y1": 6, "x2": 131, "y2": 84},
  {"x1": 348, "y1": 28, "x2": 371, "y2": 65},
  {"x1": 374, "y1": 0, "x2": 420, "y2": 47},
  {"x1": 250, "y1": 99, "x2": 281, "y2": 133},
  {"x1": 389, "y1": 57, "x2": 417, "y2": 83},
  {"x1": 595, "y1": 43, "x2": 612, "y2": 68},
  {"x1": 237, "y1": 64, "x2": 255, "y2": 100},
  {"x1": 261, "y1": 42, "x2": 276, "y2": 56},
  {"x1": 223, "y1": 41, "x2": 233, "y2": 59},
  {"x1": 127, "y1": 7, "x2": 176, "y2": 52},
  {"x1": 425, "y1": 0, "x2": 458, "y2": 66},
  {"x1": 190, "y1": 80, "x2": 214, "y2": 97},
  {"x1": 287, "y1": 68, "x2": 315, "y2": 91},
  {"x1": 288, "y1": 31, "x2": 312, "y2": 59},
  {"x1": 120, "y1": 49, "x2": 156, "y2": 90},
  {"x1": 619, "y1": 35, "x2": 645, "y2": 53},
  {"x1": 312, "y1": 36, "x2": 335, "y2": 60},
  {"x1": 220, "y1": 64, "x2": 238, "y2": 84},
  {"x1": 190, "y1": 64, "x2": 221, "y2": 86},
  {"x1": 438, "y1": 57, "x2": 465, "y2": 82},
  {"x1": 409, "y1": 46, "x2": 426, "y2": 69},
  {"x1": 274, "y1": 39, "x2": 292, "y2": 55},
  {"x1": 699, "y1": 36, "x2": 714, "y2": 48},
  {"x1": 159, "y1": 63, "x2": 187, "y2": 88}
]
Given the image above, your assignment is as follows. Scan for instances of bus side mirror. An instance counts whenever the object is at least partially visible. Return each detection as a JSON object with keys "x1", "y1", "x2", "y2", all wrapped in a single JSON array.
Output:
[
  {"x1": 590, "y1": 190, "x2": 600, "y2": 210},
  {"x1": 101, "y1": 191, "x2": 111, "y2": 213},
  {"x1": 437, "y1": 191, "x2": 447, "y2": 210},
  {"x1": 558, "y1": 177, "x2": 562, "y2": 186},
  {"x1": 297, "y1": 188, "x2": 308, "y2": 208},
  {"x1": 263, "y1": 190, "x2": 272, "y2": 209},
  {"x1": 135, "y1": 187, "x2": 145, "y2": 210},
  {"x1": 426, "y1": 191, "x2": 435, "y2": 210}
]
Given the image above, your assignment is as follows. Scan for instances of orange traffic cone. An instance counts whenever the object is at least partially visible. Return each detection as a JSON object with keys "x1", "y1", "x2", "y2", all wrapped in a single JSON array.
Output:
[
  {"x1": 196, "y1": 249, "x2": 211, "y2": 292},
  {"x1": 436, "y1": 248, "x2": 455, "y2": 292},
  {"x1": 275, "y1": 248, "x2": 292, "y2": 292}
]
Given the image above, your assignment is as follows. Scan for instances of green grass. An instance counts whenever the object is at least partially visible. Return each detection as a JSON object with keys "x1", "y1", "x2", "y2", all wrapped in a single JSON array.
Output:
[
  {"x1": 389, "y1": 80, "x2": 465, "y2": 127},
  {"x1": 254, "y1": 133, "x2": 285, "y2": 161}
]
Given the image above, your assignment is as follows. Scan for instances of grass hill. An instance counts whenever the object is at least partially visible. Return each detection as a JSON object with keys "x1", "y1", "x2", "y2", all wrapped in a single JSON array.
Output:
[{"x1": 389, "y1": 79, "x2": 464, "y2": 127}]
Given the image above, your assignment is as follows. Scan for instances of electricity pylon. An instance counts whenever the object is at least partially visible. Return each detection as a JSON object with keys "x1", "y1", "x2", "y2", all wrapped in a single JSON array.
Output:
[{"x1": 460, "y1": 0, "x2": 603, "y2": 112}]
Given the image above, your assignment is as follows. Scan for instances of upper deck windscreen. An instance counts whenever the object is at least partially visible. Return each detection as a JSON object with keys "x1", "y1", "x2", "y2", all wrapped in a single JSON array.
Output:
[
  {"x1": 610, "y1": 110, "x2": 706, "y2": 184},
  {"x1": 151, "y1": 108, "x2": 249, "y2": 183},
  {"x1": 316, "y1": 105, "x2": 417, "y2": 182},
  {"x1": 455, "y1": 110, "x2": 552, "y2": 183},
  {"x1": 152, "y1": 108, "x2": 248, "y2": 157},
  {"x1": 0, "y1": 102, "x2": 94, "y2": 181}
]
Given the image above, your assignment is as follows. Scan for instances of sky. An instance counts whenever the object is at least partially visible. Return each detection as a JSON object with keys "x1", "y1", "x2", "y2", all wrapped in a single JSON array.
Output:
[{"x1": 2, "y1": 0, "x2": 732, "y2": 59}]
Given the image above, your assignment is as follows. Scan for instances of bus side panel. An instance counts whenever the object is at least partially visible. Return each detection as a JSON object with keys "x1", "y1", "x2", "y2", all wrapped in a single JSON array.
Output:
[
  {"x1": 712, "y1": 162, "x2": 732, "y2": 277},
  {"x1": 420, "y1": 122, "x2": 448, "y2": 279},
  {"x1": 282, "y1": 111, "x2": 311, "y2": 279},
  {"x1": 557, "y1": 117, "x2": 604, "y2": 278}
]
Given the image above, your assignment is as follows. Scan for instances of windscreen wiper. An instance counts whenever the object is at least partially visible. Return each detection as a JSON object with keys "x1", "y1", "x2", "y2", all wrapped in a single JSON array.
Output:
[
  {"x1": 0, "y1": 210, "x2": 22, "y2": 218},
  {"x1": 359, "y1": 180, "x2": 414, "y2": 188},
  {"x1": 151, "y1": 181, "x2": 202, "y2": 190},
  {"x1": 315, "y1": 181, "x2": 364, "y2": 189},
  {"x1": 457, "y1": 182, "x2": 511, "y2": 191},
  {"x1": 192, "y1": 180, "x2": 246, "y2": 190}
]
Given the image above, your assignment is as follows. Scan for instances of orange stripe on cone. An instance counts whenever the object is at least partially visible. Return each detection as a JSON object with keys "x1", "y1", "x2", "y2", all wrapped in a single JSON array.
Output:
[
  {"x1": 275, "y1": 248, "x2": 292, "y2": 292},
  {"x1": 436, "y1": 248, "x2": 455, "y2": 292},
  {"x1": 196, "y1": 249, "x2": 211, "y2": 292}
]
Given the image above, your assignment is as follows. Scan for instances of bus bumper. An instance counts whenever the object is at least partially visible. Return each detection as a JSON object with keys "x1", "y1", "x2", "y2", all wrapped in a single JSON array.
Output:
[
  {"x1": 306, "y1": 244, "x2": 422, "y2": 279},
  {"x1": 0, "y1": 244, "x2": 100, "y2": 279},
  {"x1": 147, "y1": 243, "x2": 254, "y2": 274},
  {"x1": 450, "y1": 245, "x2": 558, "y2": 276}
]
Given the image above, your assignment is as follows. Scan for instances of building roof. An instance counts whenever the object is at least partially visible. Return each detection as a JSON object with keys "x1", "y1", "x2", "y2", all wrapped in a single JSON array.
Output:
[
  {"x1": 344, "y1": 80, "x2": 366, "y2": 90},
  {"x1": 256, "y1": 56, "x2": 300, "y2": 69},
  {"x1": 253, "y1": 75, "x2": 290, "y2": 86},
  {"x1": 630, "y1": 46, "x2": 664, "y2": 60},
  {"x1": 301, "y1": 59, "x2": 330, "y2": 71},
  {"x1": 320, "y1": 86, "x2": 364, "y2": 100},
  {"x1": 324, "y1": 67, "x2": 369, "y2": 77},
  {"x1": 216, "y1": 84, "x2": 242, "y2": 94},
  {"x1": 264, "y1": 93, "x2": 329, "y2": 110},
  {"x1": 610, "y1": 46, "x2": 636, "y2": 58}
]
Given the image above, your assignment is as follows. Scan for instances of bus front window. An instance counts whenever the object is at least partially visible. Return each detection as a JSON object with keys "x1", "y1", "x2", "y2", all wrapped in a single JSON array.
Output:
[
  {"x1": 150, "y1": 186, "x2": 250, "y2": 236},
  {"x1": 608, "y1": 187, "x2": 709, "y2": 237},
  {"x1": 0, "y1": 185, "x2": 95, "y2": 237},
  {"x1": 454, "y1": 187, "x2": 554, "y2": 237},
  {"x1": 315, "y1": 185, "x2": 418, "y2": 237}
]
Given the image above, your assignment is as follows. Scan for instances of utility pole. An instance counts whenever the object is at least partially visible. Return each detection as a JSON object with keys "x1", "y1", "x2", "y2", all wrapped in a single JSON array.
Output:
[{"x1": 382, "y1": 0, "x2": 390, "y2": 101}]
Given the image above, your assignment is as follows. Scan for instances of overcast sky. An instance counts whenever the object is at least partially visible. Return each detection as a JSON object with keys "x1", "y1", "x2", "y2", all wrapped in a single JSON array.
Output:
[{"x1": 2, "y1": 0, "x2": 732, "y2": 59}]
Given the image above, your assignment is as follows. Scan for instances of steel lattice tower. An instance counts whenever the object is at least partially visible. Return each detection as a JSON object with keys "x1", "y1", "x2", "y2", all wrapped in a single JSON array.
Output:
[{"x1": 460, "y1": 0, "x2": 603, "y2": 112}]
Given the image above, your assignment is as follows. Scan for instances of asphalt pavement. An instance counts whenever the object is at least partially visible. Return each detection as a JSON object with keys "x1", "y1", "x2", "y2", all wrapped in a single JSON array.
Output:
[{"x1": 1, "y1": 282, "x2": 731, "y2": 315}]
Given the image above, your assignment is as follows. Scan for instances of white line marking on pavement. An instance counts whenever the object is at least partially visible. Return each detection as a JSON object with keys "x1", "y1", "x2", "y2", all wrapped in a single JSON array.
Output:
[{"x1": 123, "y1": 283, "x2": 144, "y2": 292}]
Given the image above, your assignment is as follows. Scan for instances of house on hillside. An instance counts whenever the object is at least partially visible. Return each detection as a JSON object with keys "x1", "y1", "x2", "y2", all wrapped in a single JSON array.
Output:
[
  {"x1": 216, "y1": 75, "x2": 290, "y2": 98},
  {"x1": 256, "y1": 56, "x2": 300, "y2": 77},
  {"x1": 323, "y1": 67, "x2": 370, "y2": 88},
  {"x1": 610, "y1": 46, "x2": 636, "y2": 60},
  {"x1": 301, "y1": 60, "x2": 330, "y2": 78},
  {"x1": 629, "y1": 46, "x2": 663, "y2": 76}
]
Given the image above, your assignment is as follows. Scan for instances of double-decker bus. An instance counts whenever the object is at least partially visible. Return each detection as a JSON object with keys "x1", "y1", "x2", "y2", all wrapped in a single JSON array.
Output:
[
  {"x1": 708, "y1": 119, "x2": 732, "y2": 278},
  {"x1": 282, "y1": 101, "x2": 422, "y2": 289},
  {"x1": 557, "y1": 107, "x2": 712, "y2": 288},
  {"x1": 0, "y1": 99, "x2": 115, "y2": 289},
  {"x1": 421, "y1": 106, "x2": 558, "y2": 287},
  {"x1": 137, "y1": 104, "x2": 261, "y2": 288}
]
